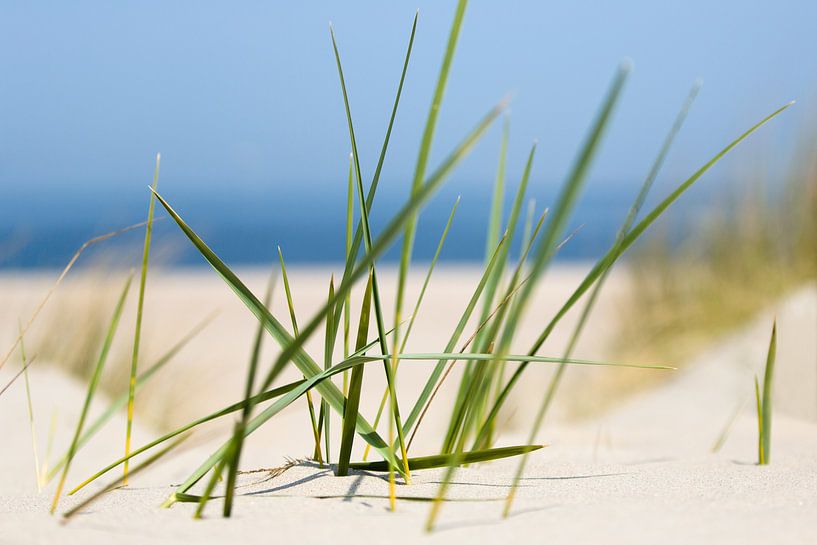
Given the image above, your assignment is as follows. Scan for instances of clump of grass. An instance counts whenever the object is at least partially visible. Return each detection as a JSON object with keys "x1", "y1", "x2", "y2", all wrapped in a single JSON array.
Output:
[
  {"x1": 755, "y1": 321, "x2": 777, "y2": 465},
  {"x1": 7, "y1": 0, "x2": 794, "y2": 530}
]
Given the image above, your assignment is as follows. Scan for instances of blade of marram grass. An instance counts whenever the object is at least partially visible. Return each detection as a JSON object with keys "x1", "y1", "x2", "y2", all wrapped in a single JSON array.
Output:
[
  {"x1": 223, "y1": 272, "x2": 276, "y2": 517},
  {"x1": 323, "y1": 276, "x2": 335, "y2": 464},
  {"x1": 0, "y1": 357, "x2": 34, "y2": 398},
  {"x1": 427, "y1": 64, "x2": 630, "y2": 532},
  {"x1": 278, "y1": 246, "x2": 322, "y2": 463},
  {"x1": 62, "y1": 434, "x2": 190, "y2": 522},
  {"x1": 151, "y1": 99, "x2": 504, "y2": 499},
  {"x1": 366, "y1": 197, "x2": 460, "y2": 455},
  {"x1": 351, "y1": 444, "x2": 542, "y2": 471},
  {"x1": 755, "y1": 376, "x2": 764, "y2": 463},
  {"x1": 394, "y1": 0, "x2": 468, "y2": 350},
  {"x1": 343, "y1": 153, "x2": 354, "y2": 395},
  {"x1": 18, "y1": 324, "x2": 42, "y2": 490},
  {"x1": 46, "y1": 314, "x2": 214, "y2": 483},
  {"x1": 125, "y1": 153, "x2": 160, "y2": 484},
  {"x1": 484, "y1": 116, "x2": 509, "y2": 267},
  {"x1": 501, "y1": 83, "x2": 699, "y2": 516},
  {"x1": 332, "y1": 10, "x2": 418, "y2": 336},
  {"x1": 476, "y1": 82, "x2": 701, "y2": 454},
  {"x1": 481, "y1": 99, "x2": 795, "y2": 445},
  {"x1": 759, "y1": 321, "x2": 776, "y2": 465},
  {"x1": 337, "y1": 272, "x2": 374, "y2": 476},
  {"x1": 329, "y1": 25, "x2": 411, "y2": 488},
  {"x1": 51, "y1": 273, "x2": 133, "y2": 514}
]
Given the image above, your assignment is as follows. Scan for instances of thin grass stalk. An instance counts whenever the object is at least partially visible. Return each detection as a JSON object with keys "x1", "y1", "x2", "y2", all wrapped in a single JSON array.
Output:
[
  {"x1": 337, "y1": 272, "x2": 374, "y2": 476},
  {"x1": 124, "y1": 154, "x2": 160, "y2": 484},
  {"x1": 329, "y1": 26, "x2": 414, "y2": 484},
  {"x1": 223, "y1": 272, "x2": 276, "y2": 517},
  {"x1": 323, "y1": 277, "x2": 336, "y2": 464},
  {"x1": 331, "y1": 11, "x2": 418, "y2": 335},
  {"x1": 759, "y1": 321, "x2": 776, "y2": 464},
  {"x1": 277, "y1": 246, "x2": 322, "y2": 463},
  {"x1": 343, "y1": 154, "x2": 354, "y2": 396},
  {"x1": 51, "y1": 273, "x2": 133, "y2": 514},
  {"x1": 18, "y1": 324, "x2": 42, "y2": 490}
]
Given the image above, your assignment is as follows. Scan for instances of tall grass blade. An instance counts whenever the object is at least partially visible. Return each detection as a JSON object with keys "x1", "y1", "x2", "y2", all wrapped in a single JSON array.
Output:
[
  {"x1": 125, "y1": 153, "x2": 160, "y2": 484},
  {"x1": 329, "y1": 24, "x2": 411, "y2": 485},
  {"x1": 51, "y1": 273, "x2": 133, "y2": 514},
  {"x1": 337, "y1": 272, "x2": 374, "y2": 476},
  {"x1": 278, "y1": 246, "x2": 323, "y2": 463},
  {"x1": 223, "y1": 272, "x2": 276, "y2": 517},
  {"x1": 759, "y1": 321, "x2": 776, "y2": 465},
  {"x1": 18, "y1": 324, "x2": 42, "y2": 490},
  {"x1": 323, "y1": 276, "x2": 336, "y2": 464}
]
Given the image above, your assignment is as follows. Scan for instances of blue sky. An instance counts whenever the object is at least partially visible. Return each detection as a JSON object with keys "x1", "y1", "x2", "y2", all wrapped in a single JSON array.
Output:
[
  {"x1": 1, "y1": 1, "x2": 815, "y2": 266},
  {"x1": 2, "y1": 1, "x2": 814, "y2": 195}
]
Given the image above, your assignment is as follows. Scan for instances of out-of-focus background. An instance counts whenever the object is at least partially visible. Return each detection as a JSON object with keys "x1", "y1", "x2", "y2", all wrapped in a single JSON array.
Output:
[{"x1": 1, "y1": 1, "x2": 815, "y2": 433}]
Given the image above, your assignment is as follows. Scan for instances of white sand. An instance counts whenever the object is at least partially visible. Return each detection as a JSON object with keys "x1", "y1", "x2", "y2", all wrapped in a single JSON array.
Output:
[{"x1": 1, "y1": 270, "x2": 815, "y2": 544}]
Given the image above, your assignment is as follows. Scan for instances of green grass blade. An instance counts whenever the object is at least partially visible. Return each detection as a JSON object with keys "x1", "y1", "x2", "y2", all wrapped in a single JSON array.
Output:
[
  {"x1": 351, "y1": 444, "x2": 542, "y2": 472},
  {"x1": 333, "y1": 11, "x2": 418, "y2": 333},
  {"x1": 330, "y1": 24, "x2": 410, "y2": 484},
  {"x1": 51, "y1": 273, "x2": 133, "y2": 514},
  {"x1": 223, "y1": 272, "x2": 276, "y2": 517},
  {"x1": 761, "y1": 321, "x2": 776, "y2": 464},
  {"x1": 337, "y1": 272, "x2": 374, "y2": 476},
  {"x1": 485, "y1": 116, "x2": 509, "y2": 265},
  {"x1": 46, "y1": 314, "x2": 213, "y2": 483},
  {"x1": 755, "y1": 375, "x2": 764, "y2": 464},
  {"x1": 343, "y1": 153, "x2": 354, "y2": 394},
  {"x1": 125, "y1": 153, "x2": 160, "y2": 484},
  {"x1": 278, "y1": 246, "x2": 323, "y2": 462},
  {"x1": 18, "y1": 324, "x2": 42, "y2": 490},
  {"x1": 323, "y1": 276, "x2": 336, "y2": 464}
]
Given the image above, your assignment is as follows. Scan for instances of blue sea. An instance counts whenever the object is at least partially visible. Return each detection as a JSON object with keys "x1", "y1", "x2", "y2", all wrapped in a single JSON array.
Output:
[{"x1": 0, "y1": 182, "x2": 711, "y2": 270}]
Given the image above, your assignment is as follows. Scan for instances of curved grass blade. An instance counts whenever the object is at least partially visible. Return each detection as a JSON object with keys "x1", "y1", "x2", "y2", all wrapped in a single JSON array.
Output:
[
  {"x1": 351, "y1": 444, "x2": 542, "y2": 472},
  {"x1": 125, "y1": 153, "x2": 160, "y2": 484},
  {"x1": 759, "y1": 321, "x2": 776, "y2": 464},
  {"x1": 323, "y1": 276, "x2": 336, "y2": 464},
  {"x1": 337, "y1": 272, "x2": 374, "y2": 476},
  {"x1": 17, "y1": 324, "x2": 42, "y2": 490},
  {"x1": 51, "y1": 273, "x2": 133, "y2": 514}
]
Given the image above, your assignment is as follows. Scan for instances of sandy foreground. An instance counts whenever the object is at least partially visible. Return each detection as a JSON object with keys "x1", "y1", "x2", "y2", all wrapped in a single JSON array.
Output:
[{"x1": 0, "y1": 267, "x2": 815, "y2": 544}]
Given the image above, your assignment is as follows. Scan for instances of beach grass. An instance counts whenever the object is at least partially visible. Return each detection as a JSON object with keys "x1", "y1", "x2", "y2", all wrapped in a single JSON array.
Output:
[{"x1": 1, "y1": 0, "x2": 798, "y2": 532}]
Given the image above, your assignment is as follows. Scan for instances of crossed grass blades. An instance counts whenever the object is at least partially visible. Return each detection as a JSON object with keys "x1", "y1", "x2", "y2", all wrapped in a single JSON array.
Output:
[{"x1": 3, "y1": 0, "x2": 793, "y2": 532}]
